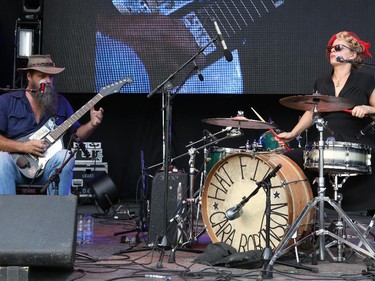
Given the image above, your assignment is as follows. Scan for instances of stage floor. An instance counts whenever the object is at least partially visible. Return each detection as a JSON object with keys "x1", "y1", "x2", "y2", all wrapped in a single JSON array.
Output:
[{"x1": 24, "y1": 201, "x2": 375, "y2": 281}]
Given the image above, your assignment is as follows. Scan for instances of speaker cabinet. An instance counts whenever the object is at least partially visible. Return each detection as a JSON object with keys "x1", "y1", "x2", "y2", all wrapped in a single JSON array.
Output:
[
  {"x1": 0, "y1": 195, "x2": 77, "y2": 269},
  {"x1": 148, "y1": 172, "x2": 187, "y2": 246}
]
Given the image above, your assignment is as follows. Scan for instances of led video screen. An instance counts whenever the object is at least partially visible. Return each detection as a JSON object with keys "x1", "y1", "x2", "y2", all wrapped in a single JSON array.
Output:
[{"x1": 42, "y1": 0, "x2": 375, "y2": 94}]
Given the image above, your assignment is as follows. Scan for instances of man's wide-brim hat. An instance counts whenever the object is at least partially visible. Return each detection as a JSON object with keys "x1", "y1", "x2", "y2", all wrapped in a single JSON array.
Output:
[{"x1": 17, "y1": 54, "x2": 65, "y2": 74}]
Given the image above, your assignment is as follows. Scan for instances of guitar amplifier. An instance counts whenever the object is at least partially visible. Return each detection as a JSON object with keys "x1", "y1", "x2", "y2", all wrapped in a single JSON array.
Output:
[{"x1": 71, "y1": 162, "x2": 108, "y2": 197}]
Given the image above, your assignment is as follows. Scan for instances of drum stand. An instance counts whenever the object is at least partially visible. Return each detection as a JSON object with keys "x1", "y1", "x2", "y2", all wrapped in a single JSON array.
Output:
[
  {"x1": 262, "y1": 113, "x2": 375, "y2": 279},
  {"x1": 168, "y1": 129, "x2": 240, "y2": 262}
]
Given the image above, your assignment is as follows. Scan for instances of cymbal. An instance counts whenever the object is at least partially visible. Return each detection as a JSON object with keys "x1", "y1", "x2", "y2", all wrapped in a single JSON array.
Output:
[
  {"x1": 280, "y1": 94, "x2": 355, "y2": 112},
  {"x1": 202, "y1": 116, "x2": 276, "y2": 129}
]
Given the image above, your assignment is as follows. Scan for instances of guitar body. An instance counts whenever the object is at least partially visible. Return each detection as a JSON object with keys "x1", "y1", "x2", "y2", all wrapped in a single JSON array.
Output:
[
  {"x1": 9, "y1": 77, "x2": 132, "y2": 179},
  {"x1": 11, "y1": 138, "x2": 64, "y2": 179}
]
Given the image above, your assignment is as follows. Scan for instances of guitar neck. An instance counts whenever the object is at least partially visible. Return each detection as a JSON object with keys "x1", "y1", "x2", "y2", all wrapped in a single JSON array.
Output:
[
  {"x1": 195, "y1": 0, "x2": 283, "y2": 38},
  {"x1": 46, "y1": 93, "x2": 103, "y2": 143},
  {"x1": 120, "y1": 0, "x2": 285, "y2": 59}
]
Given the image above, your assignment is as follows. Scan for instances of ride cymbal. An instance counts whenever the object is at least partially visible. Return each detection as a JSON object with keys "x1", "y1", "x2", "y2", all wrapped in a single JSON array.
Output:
[
  {"x1": 280, "y1": 94, "x2": 355, "y2": 112},
  {"x1": 202, "y1": 116, "x2": 276, "y2": 129}
]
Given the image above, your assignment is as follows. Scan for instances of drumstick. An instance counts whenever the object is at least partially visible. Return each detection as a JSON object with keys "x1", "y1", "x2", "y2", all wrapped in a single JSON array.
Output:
[
  {"x1": 250, "y1": 107, "x2": 291, "y2": 151},
  {"x1": 251, "y1": 107, "x2": 267, "y2": 123},
  {"x1": 342, "y1": 109, "x2": 375, "y2": 117}
]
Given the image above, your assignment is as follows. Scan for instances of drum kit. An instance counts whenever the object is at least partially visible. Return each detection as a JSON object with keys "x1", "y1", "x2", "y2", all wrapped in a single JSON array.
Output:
[{"x1": 180, "y1": 93, "x2": 375, "y2": 275}]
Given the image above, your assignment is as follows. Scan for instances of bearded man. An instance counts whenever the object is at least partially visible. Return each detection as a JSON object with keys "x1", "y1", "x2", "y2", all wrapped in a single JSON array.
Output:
[{"x1": 0, "y1": 54, "x2": 104, "y2": 195}]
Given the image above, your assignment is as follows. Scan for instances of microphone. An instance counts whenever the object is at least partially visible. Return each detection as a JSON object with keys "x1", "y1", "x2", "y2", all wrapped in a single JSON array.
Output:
[
  {"x1": 193, "y1": 60, "x2": 204, "y2": 81},
  {"x1": 225, "y1": 204, "x2": 243, "y2": 221},
  {"x1": 39, "y1": 79, "x2": 47, "y2": 94},
  {"x1": 213, "y1": 19, "x2": 233, "y2": 62},
  {"x1": 73, "y1": 134, "x2": 91, "y2": 158},
  {"x1": 336, "y1": 56, "x2": 355, "y2": 63},
  {"x1": 258, "y1": 164, "x2": 282, "y2": 185},
  {"x1": 355, "y1": 121, "x2": 375, "y2": 139}
]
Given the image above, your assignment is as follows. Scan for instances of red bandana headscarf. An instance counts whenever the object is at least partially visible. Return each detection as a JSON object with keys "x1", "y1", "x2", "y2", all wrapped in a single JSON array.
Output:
[{"x1": 327, "y1": 31, "x2": 372, "y2": 59}]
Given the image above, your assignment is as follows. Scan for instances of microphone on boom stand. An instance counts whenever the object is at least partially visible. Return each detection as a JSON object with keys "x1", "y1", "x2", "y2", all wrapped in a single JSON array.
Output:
[{"x1": 225, "y1": 164, "x2": 282, "y2": 221}]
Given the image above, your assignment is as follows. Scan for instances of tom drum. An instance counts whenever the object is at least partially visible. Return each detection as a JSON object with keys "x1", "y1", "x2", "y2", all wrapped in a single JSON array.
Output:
[{"x1": 206, "y1": 147, "x2": 243, "y2": 173}]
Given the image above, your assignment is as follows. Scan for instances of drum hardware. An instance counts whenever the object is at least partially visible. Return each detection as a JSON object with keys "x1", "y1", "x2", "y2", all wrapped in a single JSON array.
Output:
[
  {"x1": 262, "y1": 102, "x2": 375, "y2": 279},
  {"x1": 324, "y1": 174, "x2": 350, "y2": 262},
  {"x1": 164, "y1": 127, "x2": 243, "y2": 261}
]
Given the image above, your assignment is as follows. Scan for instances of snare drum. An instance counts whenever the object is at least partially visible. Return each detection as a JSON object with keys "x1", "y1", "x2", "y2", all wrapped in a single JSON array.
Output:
[
  {"x1": 206, "y1": 147, "x2": 243, "y2": 173},
  {"x1": 304, "y1": 141, "x2": 372, "y2": 175},
  {"x1": 202, "y1": 152, "x2": 313, "y2": 252}
]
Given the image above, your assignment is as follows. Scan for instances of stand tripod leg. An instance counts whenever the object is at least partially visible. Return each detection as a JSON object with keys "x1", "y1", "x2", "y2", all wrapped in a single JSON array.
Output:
[
  {"x1": 263, "y1": 196, "x2": 319, "y2": 278},
  {"x1": 264, "y1": 196, "x2": 375, "y2": 279},
  {"x1": 326, "y1": 197, "x2": 375, "y2": 258}
]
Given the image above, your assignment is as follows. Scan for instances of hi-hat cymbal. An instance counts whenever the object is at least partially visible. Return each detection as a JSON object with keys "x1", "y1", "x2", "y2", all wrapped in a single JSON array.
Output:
[
  {"x1": 280, "y1": 94, "x2": 355, "y2": 112},
  {"x1": 202, "y1": 116, "x2": 276, "y2": 129}
]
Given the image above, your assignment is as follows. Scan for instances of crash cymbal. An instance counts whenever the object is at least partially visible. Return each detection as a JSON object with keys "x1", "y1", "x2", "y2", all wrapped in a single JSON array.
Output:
[
  {"x1": 280, "y1": 94, "x2": 355, "y2": 112},
  {"x1": 202, "y1": 116, "x2": 276, "y2": 129}
]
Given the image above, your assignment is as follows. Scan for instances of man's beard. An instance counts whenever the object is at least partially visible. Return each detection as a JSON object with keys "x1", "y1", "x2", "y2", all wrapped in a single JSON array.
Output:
[{"x1": 30, "y1": 81, "x2": 58, "y2": 117}]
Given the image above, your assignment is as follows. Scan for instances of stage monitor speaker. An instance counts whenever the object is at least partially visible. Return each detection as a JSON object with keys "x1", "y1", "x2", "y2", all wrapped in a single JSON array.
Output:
[
  {"x1": 0, "y1": 195, "x2": 77, "y2": 269},
  {"x1": 148, "y1": 172, "x2": 187, "y2": 246}
]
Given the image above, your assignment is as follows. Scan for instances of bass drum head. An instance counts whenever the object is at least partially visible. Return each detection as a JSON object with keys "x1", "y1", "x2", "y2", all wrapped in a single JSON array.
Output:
[{"x1": 202, "y1": 152, "x2": 313, "y2": 252}]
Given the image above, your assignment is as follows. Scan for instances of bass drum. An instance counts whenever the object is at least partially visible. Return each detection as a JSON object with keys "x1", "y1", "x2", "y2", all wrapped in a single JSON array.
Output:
[{"x1": 202, "y1": 152, "x2": 313, "y2": 252}]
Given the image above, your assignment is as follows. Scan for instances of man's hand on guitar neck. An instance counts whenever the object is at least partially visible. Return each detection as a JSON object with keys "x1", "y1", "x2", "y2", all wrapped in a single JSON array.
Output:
[{"x1": 75, "y1": 107, "x2": 104, "y2": 141}]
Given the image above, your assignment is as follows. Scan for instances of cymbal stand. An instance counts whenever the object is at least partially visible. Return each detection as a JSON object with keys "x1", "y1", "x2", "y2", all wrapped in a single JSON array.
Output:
[
  {"x1": 167, "y1": 130, "x2": 242, "y2": 260},
  {"x1": 175, "y1": 129, "x2": 242, "y2": 241},
  {"x1": 193, "y1": 146, "x2": 208, "y2": 237},
  {"x1": 262, "y1": 105, "x2": 375, "y2": 279}
]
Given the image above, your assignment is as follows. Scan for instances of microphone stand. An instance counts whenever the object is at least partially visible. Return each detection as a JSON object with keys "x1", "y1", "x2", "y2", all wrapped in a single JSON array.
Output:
[
  {"x1": 339, "y1": 59, "x2": 375, "y2": 69},
  {"x1": 145, "y1": 34, "x2": 224, "y2": 266},
  {"x1": 147, "y1": 34, "x2": 219, "y2": 99},
  {"x1": 40, "y1": 146, "x2": 78, "y2": 195}
]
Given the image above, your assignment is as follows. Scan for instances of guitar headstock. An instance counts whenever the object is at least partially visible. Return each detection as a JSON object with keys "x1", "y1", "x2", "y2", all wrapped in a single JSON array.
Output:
[{"x1": 99, "y1": 77, "x2": 133, "y2": 97}]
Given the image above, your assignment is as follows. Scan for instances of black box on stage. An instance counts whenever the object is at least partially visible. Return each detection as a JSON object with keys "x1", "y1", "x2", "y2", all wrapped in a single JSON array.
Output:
[
  {"x1": 148, "y1": 172, "x2": 188, "y2": 245},
  {"x1": 0, "y1": 195, "x2": 77, "y2": 269},
  {"x1": 71, "y1": 162, "x2": 108, "y2": 197},
  {"x1": 73, "y1": 141, "x2": 103, "y2": 162}
]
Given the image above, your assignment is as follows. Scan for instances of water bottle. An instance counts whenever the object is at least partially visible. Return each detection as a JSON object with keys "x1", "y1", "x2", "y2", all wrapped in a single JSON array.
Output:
[
  {"x1": 83, "y1": 215, "x2": 94, "y2": 244},
  {"x1": 76, "y1": 214, "x2": 84, "y2": 245}
]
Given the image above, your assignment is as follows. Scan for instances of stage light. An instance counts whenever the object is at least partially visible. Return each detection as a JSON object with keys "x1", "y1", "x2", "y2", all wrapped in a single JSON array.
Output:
[
  {"x1": 85, "y1": 172, "x2": 119, "y2": 214},
  {"x1": 22, "y1": 0, "x2": 42, "y2": 14},
  {"x1": 18, "y1": 28, "x2": 34, "y2": 57}
]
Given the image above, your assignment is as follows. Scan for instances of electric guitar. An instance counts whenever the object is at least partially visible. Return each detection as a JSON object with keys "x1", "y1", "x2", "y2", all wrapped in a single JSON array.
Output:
[
  {"x1": 11, "y1": 77, "x2": 133, "y2": 179},
  {"x1": 115, "y1": 0, "x2": 285, "y2": 60}
]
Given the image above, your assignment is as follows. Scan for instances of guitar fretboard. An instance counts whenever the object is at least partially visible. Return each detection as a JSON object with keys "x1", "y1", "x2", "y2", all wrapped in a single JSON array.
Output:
[
  {"x1": 48, "y1": 94, "x2": 104, "y2": 142},
  {"x1": 198, "y1": 0, "x2": 284, "y2": 38}
]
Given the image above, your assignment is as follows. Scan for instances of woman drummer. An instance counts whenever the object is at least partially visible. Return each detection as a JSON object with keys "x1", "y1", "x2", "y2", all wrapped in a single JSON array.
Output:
[{"x1": 278, "y1": 31, "x2": 375, "y2": 211}]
